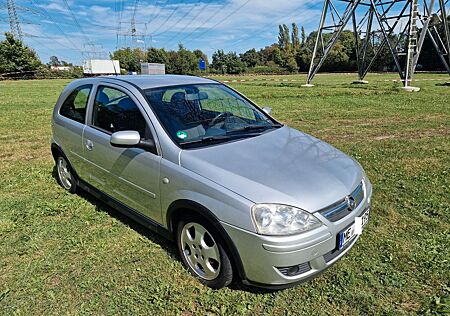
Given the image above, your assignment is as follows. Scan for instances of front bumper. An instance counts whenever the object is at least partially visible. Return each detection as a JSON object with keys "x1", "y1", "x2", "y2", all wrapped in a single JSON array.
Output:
[{"x1": 222, "y1": 184, "x2": 372, "y2": 287}]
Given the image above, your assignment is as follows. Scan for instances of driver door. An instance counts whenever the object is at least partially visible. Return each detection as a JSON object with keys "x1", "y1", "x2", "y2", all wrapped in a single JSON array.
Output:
[{"x1": 81, "y1": 84, "x2": 162, "y2": 223}]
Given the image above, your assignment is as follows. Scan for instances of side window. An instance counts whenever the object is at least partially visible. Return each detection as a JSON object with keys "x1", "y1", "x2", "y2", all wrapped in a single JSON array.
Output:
[
  {"x1": 92, "y1": 86, "x2": 149, "y2": 138},
  {"x1": 60, "y1": 85, "x2": 92, "y2": 123}
]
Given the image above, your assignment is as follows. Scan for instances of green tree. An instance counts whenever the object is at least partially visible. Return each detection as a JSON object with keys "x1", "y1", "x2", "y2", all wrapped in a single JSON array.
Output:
[
  {"x1": 172, "y1": 44, "x2": 198, "y2": 74},
  {"x1": 49, "y1": 56, "x2": 61, "y2": 67},
  {"x1": 258, "y1": 44, "x2": 278, "y2": 64},
  {"x1": 240, "y1": 48, "x2": 259, "y2": 68},
  {"x1": 301, "y1": 26, "x2": 306, "y2": 46},
  {"x1": 147, "y1": 47, "x2": 169, "y2": 65},
  {"x1": 283, "y1": 52, "x2": 298, "y2": 72},
  {"x1": 111, "y1": 47, "x2": 146, "y2": 72},
  {"x1": 296, "y1": 46, "x2": 311, "y2": 72},
  {"x1": 0, "y1": 33, "x2": 41, "y2": 74},
  {"x1": 272, "y1": 47, "x2": 283, "y2": 66},
  {"x1": 278, "y1": 24, "x2": 291, "y2": 51},
  {"x1": 225, "y1": 52, "x2": 245, "y2": 74},
  {"x1": 212, "y1": 49, "x2": 227, "y2": 74},
  {"x1": 292, "y1": 23, "x2": 300, "y2": 51},
  {"x1": 322, "y1": 42, "x2": 350, "y2": 71}
]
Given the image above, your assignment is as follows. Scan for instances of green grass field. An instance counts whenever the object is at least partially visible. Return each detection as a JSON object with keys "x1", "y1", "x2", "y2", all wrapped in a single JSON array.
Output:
[{"x1": 0, "y1": 73, "x2": 449, "y2": 315}]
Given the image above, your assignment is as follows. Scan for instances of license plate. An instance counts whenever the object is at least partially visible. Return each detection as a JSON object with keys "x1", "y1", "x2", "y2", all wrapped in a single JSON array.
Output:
[{"x1": 338, "y1": 208, "x2": 370, "y2": 250}]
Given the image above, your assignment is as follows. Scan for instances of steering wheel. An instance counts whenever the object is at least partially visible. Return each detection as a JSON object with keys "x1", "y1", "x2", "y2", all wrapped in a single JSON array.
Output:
[{"x1": 210, "y1": 111, "x2": 234, "y2": 126}]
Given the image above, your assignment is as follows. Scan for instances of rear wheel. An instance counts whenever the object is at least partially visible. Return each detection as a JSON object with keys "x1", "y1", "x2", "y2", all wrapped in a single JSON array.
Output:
[
  {"x1": 56, "y1": 156, "x2": 77, "y2": 193},
  {"x1": 176, "y1": 216, "x2": 233, "y2": 289}
]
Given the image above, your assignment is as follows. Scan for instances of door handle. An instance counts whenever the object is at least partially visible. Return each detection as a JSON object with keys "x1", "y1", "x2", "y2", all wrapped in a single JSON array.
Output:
[{"x1": 85, "y1": 140, "x2": 94, "y2": 151}]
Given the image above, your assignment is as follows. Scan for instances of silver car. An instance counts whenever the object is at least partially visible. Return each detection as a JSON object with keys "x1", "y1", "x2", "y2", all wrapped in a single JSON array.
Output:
[{"x1": 51, "y1": 75, "x2": 372, "y2": 289}]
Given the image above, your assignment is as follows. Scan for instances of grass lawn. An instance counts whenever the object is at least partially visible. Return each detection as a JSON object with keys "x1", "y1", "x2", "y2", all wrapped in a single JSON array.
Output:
[{"x1": 0, "y1": 73, "x2": 449, "y2": 315}]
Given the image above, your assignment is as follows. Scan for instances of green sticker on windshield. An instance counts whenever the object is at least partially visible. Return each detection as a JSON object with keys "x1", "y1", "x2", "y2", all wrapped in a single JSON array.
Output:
[{"x1": 176, "y1": 131, "x2": 188, "y2": 140}]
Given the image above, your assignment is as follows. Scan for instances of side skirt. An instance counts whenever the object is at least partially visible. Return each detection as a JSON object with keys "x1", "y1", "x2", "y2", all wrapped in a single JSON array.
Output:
[{"x1": 78, "y1": 179, "x2": 173, "y2": 241}]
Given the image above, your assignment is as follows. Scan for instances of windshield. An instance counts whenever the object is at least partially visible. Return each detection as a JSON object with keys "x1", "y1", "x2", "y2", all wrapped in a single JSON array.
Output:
[{"x1": 144, "y1": 83, "x2": 281, "y2": 148}]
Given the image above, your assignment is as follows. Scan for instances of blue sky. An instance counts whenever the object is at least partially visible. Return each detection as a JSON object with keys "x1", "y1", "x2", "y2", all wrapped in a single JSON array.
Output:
[{"x1": 0, "y1": 0, "x2": 324, "y2": 64}]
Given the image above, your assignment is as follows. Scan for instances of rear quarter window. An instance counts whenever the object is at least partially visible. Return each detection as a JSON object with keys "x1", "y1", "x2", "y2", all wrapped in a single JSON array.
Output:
[{"x1": 59, "y1": 85, "x2": 92, "y2": 123}]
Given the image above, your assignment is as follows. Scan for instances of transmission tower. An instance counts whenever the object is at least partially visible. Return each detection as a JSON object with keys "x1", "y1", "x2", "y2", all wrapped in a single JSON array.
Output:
[
  {"x1": 82, "y1": 43, "x2": 108, "y2": 60},
  {"x1": 7, "y1": 0, "x2": 23, "y2": 40},
  {"x1": 305, "y1": 0, "x2": 450, "y2": 91},
  {"x1": 117, "y1": 21, "x2": 149, "y2": 49}
]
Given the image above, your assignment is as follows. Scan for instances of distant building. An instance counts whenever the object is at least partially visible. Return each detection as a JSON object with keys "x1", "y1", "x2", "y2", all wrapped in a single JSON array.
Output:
[
  {"x1": 51, "y1": 66, "x2": 72, "y2": 71},
  {"x1": 141, "y1": 63, "x2": 165, "y2": 75}
]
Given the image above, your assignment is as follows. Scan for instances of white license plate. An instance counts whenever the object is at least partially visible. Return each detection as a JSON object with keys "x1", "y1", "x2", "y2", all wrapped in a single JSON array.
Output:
[{"x1": 338, "y1": 208, "x2": 370, "y2": 250}]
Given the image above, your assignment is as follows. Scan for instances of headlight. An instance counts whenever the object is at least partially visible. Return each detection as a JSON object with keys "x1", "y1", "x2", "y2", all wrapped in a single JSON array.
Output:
[{"x1": 252, "y1": 204, "x2": 322, "y2": 236}]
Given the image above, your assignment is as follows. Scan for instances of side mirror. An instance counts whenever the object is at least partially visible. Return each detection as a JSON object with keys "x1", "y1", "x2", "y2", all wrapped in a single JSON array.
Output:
[
  {"x1": 111, "y1": 131, "x2": 141, "y2": 147},
  {"x1": 110, "y1": 131, "x2": 157, "y2": 154},
  {"x1": 262, "y1": 107, "x2": 272, "y2": 115}
]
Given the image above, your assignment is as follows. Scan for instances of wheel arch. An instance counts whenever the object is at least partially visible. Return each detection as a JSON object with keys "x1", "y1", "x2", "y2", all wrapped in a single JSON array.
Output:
[
  {"x1": 51, "y1": 143, "x2": 80, "y2": 182},
  {"x1": 167, "y1": 199, "x2": 247, "y2": 280}
]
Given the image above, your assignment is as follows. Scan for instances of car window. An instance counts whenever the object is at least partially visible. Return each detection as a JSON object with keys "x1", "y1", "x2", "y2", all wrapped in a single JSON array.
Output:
[
  {"x1": 60, "y1": 85, "x2": 92, "y2": 123},
  {"x1": 92, "y1": 86, "x2": 149, "y2": 138},
  {"x1": 145, "y1": 84, "x2": 278, "y2": 148}
]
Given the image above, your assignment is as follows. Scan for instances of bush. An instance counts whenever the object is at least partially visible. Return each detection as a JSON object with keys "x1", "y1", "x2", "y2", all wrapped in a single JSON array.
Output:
[{"x1": 0, "y1": 66, "x2": 83, "y2": 80}]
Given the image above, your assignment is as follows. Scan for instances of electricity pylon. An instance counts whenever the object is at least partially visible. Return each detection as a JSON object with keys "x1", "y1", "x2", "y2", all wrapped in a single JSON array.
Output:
[
  {"x1": 7, "y1": 0, "x2": 23, "y2": 40},
  {"x1": 117, "y1": 21, "x2": 149, "y2": 49},
  {"x1": 305, "y1": 0, "x2": 450, "y2": 91}
]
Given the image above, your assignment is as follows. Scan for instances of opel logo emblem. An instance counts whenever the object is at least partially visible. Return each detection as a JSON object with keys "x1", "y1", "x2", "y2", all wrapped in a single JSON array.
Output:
[{"x1": 345, "y1": 196, "x2": 356, "y2": 211}]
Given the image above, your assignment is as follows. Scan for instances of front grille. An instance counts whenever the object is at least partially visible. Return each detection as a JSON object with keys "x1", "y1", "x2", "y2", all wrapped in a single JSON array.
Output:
[
  {"x1": 319, "y1": 181, "x2": 364, "y2": 222},
  {"x1": 277, "y1": 262, "x2": 311, "y2": 277}
]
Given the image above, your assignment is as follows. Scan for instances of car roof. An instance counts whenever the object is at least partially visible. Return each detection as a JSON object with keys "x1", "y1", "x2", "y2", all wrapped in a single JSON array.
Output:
[{"x1": 98, "y1": 74, "x2": 217, "y2": 90}]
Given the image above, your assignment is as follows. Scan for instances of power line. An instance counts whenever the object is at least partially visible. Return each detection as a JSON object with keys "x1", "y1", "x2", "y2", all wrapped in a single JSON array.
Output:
[
  {"x1": 171, "y1": 1, "x2": 228, "y2": 44},
  {"x1": 176, "y1": 0, "x2": 251, "y2": 45},
  {"x1": 60, "y1": 0, "x2": 90, "y2": 43},
  {"x1": 185, "y1": 0, "x2": 252, "y2": 41},
  {"x1": 225, "y1": 4, "x2": 309, "y2": 49},
  {"x1": 154, "y1": 0, "x2": 201, "y2": 38},
  {"x1": 25, "y1": 35, "x2": 67, "y2": 60},
  {"x1": 149, "y1": 0, "x2": 186, "y2": 35},
  {"x1": 28, "y1": 0, "x2": 83, "y2": 52},
  {"x1": 163, "y1": 1, "x2": 212, "y2": 45},
  {"x1": 144, "y1": 0, "x2": 171, "y2": 31}
]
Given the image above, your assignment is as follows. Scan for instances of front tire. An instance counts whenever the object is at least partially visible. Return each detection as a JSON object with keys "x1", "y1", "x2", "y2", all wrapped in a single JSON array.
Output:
[
  {"x1": 176, "y1": 216, "x2": 233, "y2": 289},
  {"x1": 56, "y1": 156, "x2": 77, "y2": 194}
]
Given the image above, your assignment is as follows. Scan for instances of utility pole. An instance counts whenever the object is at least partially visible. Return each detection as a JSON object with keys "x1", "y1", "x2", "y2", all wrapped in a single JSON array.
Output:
[{"x1": 7, "y1": 0, "x2": 23, "y2": 40}]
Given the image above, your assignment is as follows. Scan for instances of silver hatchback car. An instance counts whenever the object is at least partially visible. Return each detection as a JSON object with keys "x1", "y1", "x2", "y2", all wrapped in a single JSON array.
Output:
[{"x1": 51, "y1": 75, "x2": 372, "y2": 289}]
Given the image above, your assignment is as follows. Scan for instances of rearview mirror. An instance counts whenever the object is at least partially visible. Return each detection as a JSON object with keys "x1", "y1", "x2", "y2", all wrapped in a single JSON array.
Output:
[{"x1": 262, "y1": 107, "x2": 272, "y2": 115}]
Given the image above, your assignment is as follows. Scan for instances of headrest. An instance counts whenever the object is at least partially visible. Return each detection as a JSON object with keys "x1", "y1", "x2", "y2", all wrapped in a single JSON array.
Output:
[
  {"x1": 97, "y1": 91, "x2": 110, "y2": 105},
  {"x1": 117, "y1": 97, "x2": 136, "y2": 111},
  {"x1": 170, "y1": 92, "x2": 186, "y2": 103}
]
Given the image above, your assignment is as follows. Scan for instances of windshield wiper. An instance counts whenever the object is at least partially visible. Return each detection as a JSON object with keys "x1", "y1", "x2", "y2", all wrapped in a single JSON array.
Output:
[
  {"x1": 179, "y1": 135, "x2": 232, "y2": 146},
  {"x1": 180, "y1": 133, "x2": 262, "y2": 146},
  {"x1": 228, "y1": 123, "x2": 283, "y2": 133}
]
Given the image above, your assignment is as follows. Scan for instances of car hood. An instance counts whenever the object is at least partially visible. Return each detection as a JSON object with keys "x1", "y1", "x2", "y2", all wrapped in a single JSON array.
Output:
[{"x1": 179, "y1": 126, "x2": 364, "y2": 212}]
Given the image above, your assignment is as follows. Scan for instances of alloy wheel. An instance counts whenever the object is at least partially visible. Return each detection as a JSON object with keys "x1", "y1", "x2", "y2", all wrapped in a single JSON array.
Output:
[
  {"x1": 180, "y1": 222, "x2": 221, "y2": 280},
  {"x1": 57, "y1": 157, "x2": 73, "y2": 190}
]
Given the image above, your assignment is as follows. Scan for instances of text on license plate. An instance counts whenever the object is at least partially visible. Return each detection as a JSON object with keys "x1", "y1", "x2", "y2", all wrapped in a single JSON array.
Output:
[{"x1": 338, "y1": 208, "x2": 370, "y2": 250}]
